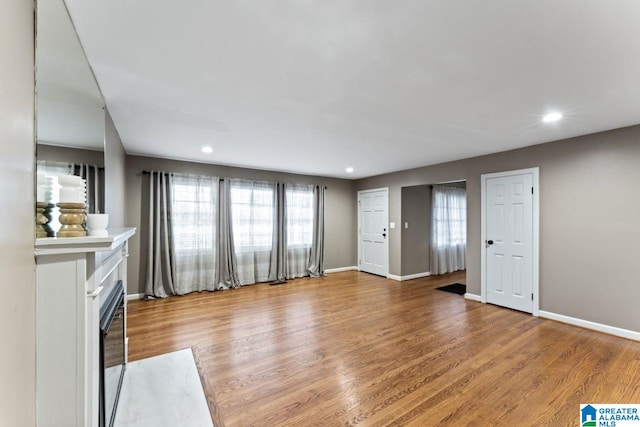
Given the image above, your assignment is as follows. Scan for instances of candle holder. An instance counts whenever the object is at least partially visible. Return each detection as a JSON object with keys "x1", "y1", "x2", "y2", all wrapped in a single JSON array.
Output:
[
  {"x1": 44, "y1": 203, "x2": 55, "y2": 237},
  {"x1": 57, "y1": 202, "x2": 87, "y2": 237},
  {"x1": 35, "y1": 202, "x2": 48, "y2": 238}
]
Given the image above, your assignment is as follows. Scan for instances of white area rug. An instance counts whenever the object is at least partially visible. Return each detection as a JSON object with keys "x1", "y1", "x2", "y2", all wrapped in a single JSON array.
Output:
[{"x1": 115, "y1": 348, "x2": 213, "y2": 427}]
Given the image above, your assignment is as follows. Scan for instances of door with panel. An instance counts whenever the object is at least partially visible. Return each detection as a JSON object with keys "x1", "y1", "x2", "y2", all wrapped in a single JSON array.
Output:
[
  {"x1": 358, "y1": 188, "x2": 389, "y2": 277},
  {"x1": 485, "y1": 172, "x2": 534, "y2": 313}
]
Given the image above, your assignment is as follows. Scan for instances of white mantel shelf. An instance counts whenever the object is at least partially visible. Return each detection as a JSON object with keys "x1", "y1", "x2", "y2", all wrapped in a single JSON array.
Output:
[{"x1": 35, "y1": 227, "x2": 136, "y2": 256}]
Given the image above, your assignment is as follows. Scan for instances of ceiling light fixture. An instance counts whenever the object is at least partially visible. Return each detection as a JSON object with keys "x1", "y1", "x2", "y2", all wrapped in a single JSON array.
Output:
[
  {"x1": 542, "y1": 112, "x2": 563, "y2": 123},
  {"x1": 201, "y1": 146, "x2": 213, "y2": 153},
  {"x1": 345, "y1": 167, "x2": 354, "y2": 173}
]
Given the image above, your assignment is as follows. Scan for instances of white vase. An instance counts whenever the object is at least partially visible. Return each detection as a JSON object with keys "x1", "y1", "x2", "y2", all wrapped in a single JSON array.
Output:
[{"x1": 86, "y1": 213, "x2": 109, "y2": 236}]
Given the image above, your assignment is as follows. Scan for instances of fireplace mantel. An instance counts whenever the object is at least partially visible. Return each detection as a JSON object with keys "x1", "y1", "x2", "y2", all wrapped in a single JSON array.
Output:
[
  {"x1": 35, "y1": 227, "x2": 136, "y2": 427},
  {"x1": 35, "y1": 227, "x2": 135, "y2": 255}
]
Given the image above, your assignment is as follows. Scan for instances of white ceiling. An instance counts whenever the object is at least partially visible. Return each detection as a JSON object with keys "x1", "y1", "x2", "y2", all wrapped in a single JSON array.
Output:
[{"x1": 63, "y1": 0, "x2": 640, "y2": 179}]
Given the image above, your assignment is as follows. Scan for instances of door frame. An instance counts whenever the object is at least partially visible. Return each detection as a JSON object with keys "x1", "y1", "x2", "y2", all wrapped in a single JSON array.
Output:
[
  {"x1": 357, "y1": 187, "x2": 389, "y2": 278},
  {"x1": 480, "y1": 167, "x2": 540, "y2": 316}
]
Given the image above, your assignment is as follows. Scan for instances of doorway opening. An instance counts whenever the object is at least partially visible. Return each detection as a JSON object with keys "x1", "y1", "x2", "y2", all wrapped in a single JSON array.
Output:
[{"x1": 400, "y1": 180, "x2": 467, "y2": 282}]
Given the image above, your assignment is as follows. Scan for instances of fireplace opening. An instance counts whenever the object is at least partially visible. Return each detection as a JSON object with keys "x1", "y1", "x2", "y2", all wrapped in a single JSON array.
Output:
[{"x1": 99, "y1": 280, "x2": 126, "y2": 427}]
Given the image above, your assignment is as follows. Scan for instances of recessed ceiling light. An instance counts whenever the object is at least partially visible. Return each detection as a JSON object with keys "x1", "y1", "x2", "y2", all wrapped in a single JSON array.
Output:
[
  {"x1": 201, "y1": 146, "x2": 213, "y2": 153},
  {"x1": 345, "y1": 167, "x2": 354, "y2": 173},
  {"x1": 542, "y1": 112, "x2": 563, "y2": 123}
]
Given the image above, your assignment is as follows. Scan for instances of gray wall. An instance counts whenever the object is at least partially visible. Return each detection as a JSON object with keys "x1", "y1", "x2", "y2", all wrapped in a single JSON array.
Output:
[
  {"x1": 36, "y1": 144, "x2": 104, "y2": 166},
  {"x1": 356, "y1": 125, "x2": 640, "y2": 332},
  {"x1": 125, "y1": 155, "x2": 356, "y2": 295},
  {"x1": 401, "y1": 185, "x2": 431, "y2": 276},
  {"x1": 105, "y1": 108, "x2": 127, "y2": 225},
  {"x1": 0, "y1": 0, "x2": 36, "y2": 424}
]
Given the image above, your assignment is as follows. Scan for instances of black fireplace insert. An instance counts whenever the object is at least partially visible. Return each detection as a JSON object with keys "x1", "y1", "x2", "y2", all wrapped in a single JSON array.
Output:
[{"x1": 99, "y1": 280, "x2": 126, "y2": 427}]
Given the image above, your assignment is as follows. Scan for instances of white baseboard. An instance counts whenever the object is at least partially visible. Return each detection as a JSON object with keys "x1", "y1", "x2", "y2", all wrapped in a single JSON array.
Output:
[
  {"x1": 539, "y1": 310, "x2": 640, "y2": 342},
  {"x1": 464, "y1": 293, "x2": 482, "y2": 302},
  {"x1": 126, "y1": 293, "x2": 144, "y2": 301},
  {"x1": 325, "y1": 266, "x2": 358, "y2": 274},
  {"x1": 402, "y1": 272, "x2": 431, "y2": 281},
  {"x1": 387, "y1": 272, "x2": 431, "y2": 282}
]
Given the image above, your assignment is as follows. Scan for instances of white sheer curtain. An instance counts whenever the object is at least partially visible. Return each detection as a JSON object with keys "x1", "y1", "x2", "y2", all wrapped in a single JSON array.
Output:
[
  {"x1": 430, "y1": 185, "x2": 466, "y2": 275},
  {"x1": 230, "y1": 179, "x2": 275, "y2": 285},
  {"x1": 171, "y1": 174, "x2": 218, "y2": 294},
  {"x1": 285, "y1": 183, "x2": 315, "y2": 278}
]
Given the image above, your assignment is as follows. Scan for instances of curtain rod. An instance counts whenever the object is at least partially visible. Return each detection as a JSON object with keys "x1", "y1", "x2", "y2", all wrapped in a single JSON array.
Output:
[
  {"x1": 141, "y1": 170, "x2": 224, "y2": 180},
  {"x1": 141, "y1": 170, "x2": 327, "y2": 189},
  {"x1": 76, "y1": 165, "x2": 105, "y2": 171},
  {"x1": 38, "y1": 160, "x2": 104, "y2": 171}
]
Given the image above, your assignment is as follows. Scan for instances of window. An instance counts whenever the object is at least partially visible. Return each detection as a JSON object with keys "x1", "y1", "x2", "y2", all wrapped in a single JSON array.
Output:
[
  {"x1": 230, "y1": 181, "x2": 274, "y2": 253},
  {"x1": 171, "y1": 175, "x2": 217, "y2": 257},
  {"x1": 286, "y1": 184, "x2": 314, "y2": 248},
  {"x1": 432, "y1": 186, "x2": 466, "y2": 248}
]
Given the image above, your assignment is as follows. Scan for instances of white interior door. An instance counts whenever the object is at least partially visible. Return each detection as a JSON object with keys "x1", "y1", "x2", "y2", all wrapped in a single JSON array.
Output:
[
  {"x1": 482, "y1": 169, "x2": 538, "y2": 314},
  {"x1": 358, "y1": 188, "x2": 389, "y2": 277}
]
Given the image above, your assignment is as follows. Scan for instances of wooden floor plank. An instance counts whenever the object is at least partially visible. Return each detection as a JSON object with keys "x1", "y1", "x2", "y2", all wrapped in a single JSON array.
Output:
[{"x1": 127, "y1": 271, "x2": 640, "y2": 426}]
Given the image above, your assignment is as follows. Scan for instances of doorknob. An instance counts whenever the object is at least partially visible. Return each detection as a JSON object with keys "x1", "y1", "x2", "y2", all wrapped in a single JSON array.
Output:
[
  {"x1": 487, "y1": 240, "x2": 494, "y2": 245},
  {"x1": 382, "y1": 233, "x2": 386, "y2": 238}
]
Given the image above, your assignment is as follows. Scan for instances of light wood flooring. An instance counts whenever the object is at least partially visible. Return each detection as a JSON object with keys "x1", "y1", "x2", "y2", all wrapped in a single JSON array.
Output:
[{"x1": 127, "y1": 271, "x2": 640, "y2": 426}]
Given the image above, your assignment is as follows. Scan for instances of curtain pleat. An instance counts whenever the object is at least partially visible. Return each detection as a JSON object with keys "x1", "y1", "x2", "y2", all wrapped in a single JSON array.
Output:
[
  {"x1": 145, "y1": 171, "x2": 177, "y2": 297},
  {"x1": 307, "y1": 185, "x2": 325, "y2": 277},
  {"x1": 269, "y1": 182, "x2": 288, "y2": 282},
  {"x1": 216, "y1": 179, "x2": 240, "y2": 289}
]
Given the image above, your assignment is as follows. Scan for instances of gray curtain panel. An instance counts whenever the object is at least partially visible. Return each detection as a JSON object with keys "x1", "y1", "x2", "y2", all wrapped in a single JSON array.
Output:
[
  {"x1": 215, "y1": 178, "x2": 240, "y2": 289},
  {"x1": 269, "y1": 182, "x2": 288, "y2": 282},
  {"x1": 307, "y1": 185, "x2": 325, "y2": 277},
  {"x1": 73, "y1": 163, "x2": 104, "y2": 214},
  {"x1": 145, "y1": 171, "x2": 177, "y2": 297}
]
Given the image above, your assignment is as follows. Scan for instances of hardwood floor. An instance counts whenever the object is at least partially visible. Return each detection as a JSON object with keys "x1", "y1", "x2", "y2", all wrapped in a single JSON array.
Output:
[{"x1": 127, "y1": 271, "x2": 640, "y2": 426}]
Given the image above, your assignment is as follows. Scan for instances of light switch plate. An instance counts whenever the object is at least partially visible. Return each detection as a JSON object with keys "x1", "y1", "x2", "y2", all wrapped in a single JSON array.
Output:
[
  {"x1": 390, "y1": 222, "x2": 396, "y2": 229},
  {"x1": 404, "y1": 222, "x2": 409, "y2": 229}
]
